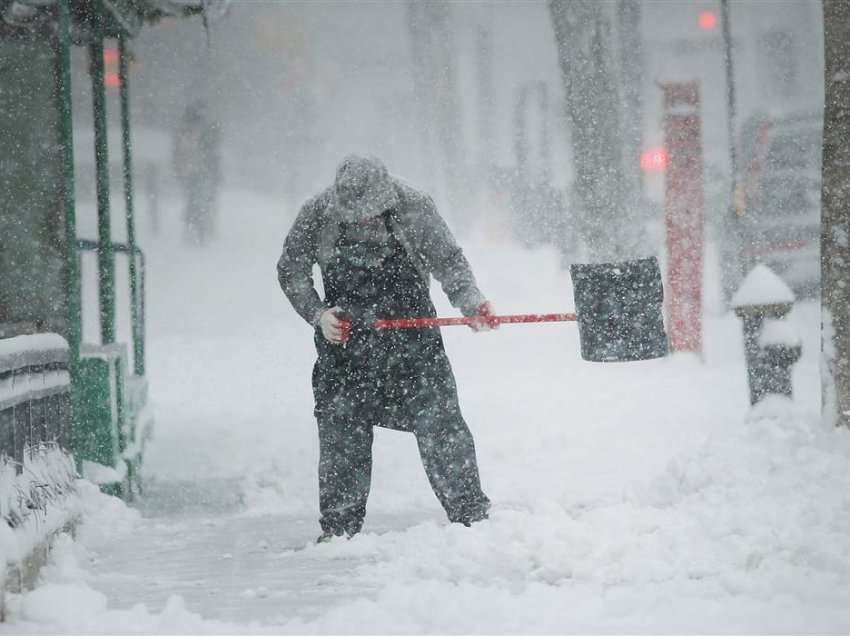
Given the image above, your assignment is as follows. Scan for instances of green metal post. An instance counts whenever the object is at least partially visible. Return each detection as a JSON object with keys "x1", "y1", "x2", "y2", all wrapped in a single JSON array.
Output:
[
  {"x1": 56, "y1": 0, "x2": 81, "y2": 422},
  {"x1": 118, "y1": 36, "x2": 144, "y2": 376},
  {"x1": 88, "y1": 1, "x2": 116, "y2": 345}
]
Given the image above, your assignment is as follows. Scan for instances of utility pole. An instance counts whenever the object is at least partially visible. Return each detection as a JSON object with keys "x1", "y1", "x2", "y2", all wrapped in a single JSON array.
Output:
[
  {"x1": 475, "y1": 7, "x2": 495, "y2": 200},
  {"x1": 88, "y1": 0, "x2": 116, "y2": 345},
  {"x1": 549, "y1": 0, "x2": 629, "y2": 262},
  {"x1": 720, "y1": 0, "x2": 738, "y2": 207},
  {"x1": 406, "y1": 1, "x2": 465, "y2": 228},
  {"x1": 616, "y1": 0, "x2": 644, "y2": 200},
  {"x1": 822, "y1": 0, "x2": 850, "y2": 427},
  {"x1": 719, "y1": 0, "x2": 743, "y2": 301}
]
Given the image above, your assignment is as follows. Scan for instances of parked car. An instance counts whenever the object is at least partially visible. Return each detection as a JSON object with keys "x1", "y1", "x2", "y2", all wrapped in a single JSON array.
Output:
[{"x1": 728, "y1": 111, "x2": 822, "y2": 298}]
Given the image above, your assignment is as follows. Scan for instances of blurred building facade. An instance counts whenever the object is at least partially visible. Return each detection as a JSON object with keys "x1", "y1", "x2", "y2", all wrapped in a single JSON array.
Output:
[{"x1": 642, "y1": 0, "x2": 823, "y2": 197}]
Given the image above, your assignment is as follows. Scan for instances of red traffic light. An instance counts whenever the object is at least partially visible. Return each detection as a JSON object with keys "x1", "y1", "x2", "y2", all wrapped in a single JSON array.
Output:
[
  {"x1": 102, "y1": 47, "x2": 121, "y2": 88},
  {"x1": 641, "y1": 146, "x2": 669, "y2": 172},
  {"x1": 698, "y1": 10, "x2": 717, "y2": 30}
]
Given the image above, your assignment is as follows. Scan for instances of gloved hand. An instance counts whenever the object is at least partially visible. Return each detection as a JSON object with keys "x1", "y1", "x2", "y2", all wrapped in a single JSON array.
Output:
[
  {"x1": 318, "y1": 307, "x2": 351, "y2": 344},
  {"x1": 469, "y1": 301, "x2": 498, "y2": 332}
]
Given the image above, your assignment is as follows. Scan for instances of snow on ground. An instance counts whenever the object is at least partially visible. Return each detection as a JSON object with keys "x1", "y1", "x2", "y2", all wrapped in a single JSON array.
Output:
[{"x1": 3, "y1": 190, "x2": 850, "y2": 633}]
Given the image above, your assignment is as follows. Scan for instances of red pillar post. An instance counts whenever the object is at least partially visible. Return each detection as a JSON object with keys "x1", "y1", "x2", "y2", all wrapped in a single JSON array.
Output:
[{"x1": 662, "y1": 82, "x2": 704, "y2": 354}]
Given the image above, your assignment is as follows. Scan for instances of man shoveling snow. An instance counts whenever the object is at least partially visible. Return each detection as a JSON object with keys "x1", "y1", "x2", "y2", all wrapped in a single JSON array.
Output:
[{"x1": 277, "y1": 155, "x2": 492, "y2": 542}]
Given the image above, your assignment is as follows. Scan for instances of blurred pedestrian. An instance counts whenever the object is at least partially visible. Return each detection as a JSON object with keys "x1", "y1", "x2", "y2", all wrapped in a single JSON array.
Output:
[
  {"x1": 173, "y1": 101, "x2": 220, "y2": 245},
  {"x1": 277, "y1": 155, "x2": 493, "y2": 542}
]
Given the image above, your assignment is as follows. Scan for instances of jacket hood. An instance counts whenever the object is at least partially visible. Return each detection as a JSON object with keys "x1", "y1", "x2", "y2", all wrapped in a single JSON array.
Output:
[{"x1": 331, "y1": 155, "x2": 400, "y2": 222}]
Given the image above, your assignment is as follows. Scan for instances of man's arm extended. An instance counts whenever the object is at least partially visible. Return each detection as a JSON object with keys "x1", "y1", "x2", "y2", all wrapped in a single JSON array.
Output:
[
  {"x1": 417, "y1": 196, "x2": 486, "y2": 316},
  {"x1": 277, "y1": 199, "x2": 327, "y2": 326}
]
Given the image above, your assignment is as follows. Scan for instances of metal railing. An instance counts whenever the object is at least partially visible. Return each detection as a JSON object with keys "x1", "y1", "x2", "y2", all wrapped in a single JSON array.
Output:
[
  {"x1": 0, "y1": 337, "x2": 71, "y2": 475},
  {"x1": 76, "y1": 239, "x2": 146, "y2": 376}
]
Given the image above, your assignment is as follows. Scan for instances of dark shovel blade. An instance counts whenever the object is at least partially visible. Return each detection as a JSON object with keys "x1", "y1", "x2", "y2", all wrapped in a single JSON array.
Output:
[{"x1": 570, "y1": 256, "x2": 669, "y2": 362}]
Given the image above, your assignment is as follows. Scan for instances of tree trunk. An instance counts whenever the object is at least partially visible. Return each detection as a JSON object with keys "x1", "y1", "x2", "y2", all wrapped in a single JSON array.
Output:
[
  {"x1": 822, "y1": 0, "x2": 850, "y2": 427},
  {"x1": 549, "y1": 0, "x2": 630, "y2": 262},
  {"x1": 406, "y1": 1, "x2": 466, "y2": 230},
  {"x1": 475, "y1": 8, "x2": 495, "y2": 197},
  {"x1": 406, "y1": 3, "x2": 437, "y2": 196},
  {"x1": 616, "y1": 0, "x2": 644, "y2": 203}
]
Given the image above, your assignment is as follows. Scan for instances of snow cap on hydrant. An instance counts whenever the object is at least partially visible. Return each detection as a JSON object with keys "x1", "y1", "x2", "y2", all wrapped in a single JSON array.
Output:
[
  {"x1": 332, "y1": 155, "x2": 400, "y2": 223},
  {"x1": 731, "y1": 264, "x2": 795, "y2": 315}
]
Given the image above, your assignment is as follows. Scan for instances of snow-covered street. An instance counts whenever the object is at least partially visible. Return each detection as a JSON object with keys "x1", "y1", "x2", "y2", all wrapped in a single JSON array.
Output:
[{"x1": 3, "y1": 191, "x2": 850, "y2": 633}]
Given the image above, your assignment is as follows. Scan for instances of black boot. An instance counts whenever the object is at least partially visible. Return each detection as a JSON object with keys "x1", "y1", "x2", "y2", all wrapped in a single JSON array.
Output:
[
  {"x1": 458, "y1": 508, "x2": 489, "y2": 527},
  {"x1": 316, "y1": 528, "x2": 346, "y2": 544}
]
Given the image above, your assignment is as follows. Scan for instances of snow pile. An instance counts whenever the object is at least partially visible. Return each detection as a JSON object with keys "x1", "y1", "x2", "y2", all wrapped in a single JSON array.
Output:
[
  {"x1": 2, "y1": 536, "x2": 252, "y2": 635},
  {"x1": 1, "y1": 484, "x2": 262, "y2": 634},
  {"x1": 81, "y1": 460, "x2": 127, "y2": 487},
  {"x1": 16, "y1": 587, "x2": 236, "y2": 635},
  {"x1": 275, "y1": 399, "x2": 850, "y2": 634},
  {"x1": 8, "y1": 399, "x2": 850, "y2": 633},
  {"x1": 72, "y1": 481, "x2": 141, "y2": 548},
  {"x1": 1, "y1": 445, "x2": 77, "y2": 567}
]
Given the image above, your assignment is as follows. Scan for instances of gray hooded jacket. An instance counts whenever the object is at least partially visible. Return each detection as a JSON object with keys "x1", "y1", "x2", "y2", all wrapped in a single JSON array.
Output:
[{"x1": 277, "y1": 159, "x2": 485, "y2": 326}]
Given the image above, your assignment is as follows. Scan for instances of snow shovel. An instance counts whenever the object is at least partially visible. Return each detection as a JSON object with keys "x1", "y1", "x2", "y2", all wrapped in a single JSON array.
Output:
[{"x1": 366, "y1": 256, "x2": 668, "y2": 363}]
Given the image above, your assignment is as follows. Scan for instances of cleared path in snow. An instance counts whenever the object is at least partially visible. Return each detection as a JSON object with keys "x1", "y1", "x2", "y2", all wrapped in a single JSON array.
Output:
[{"x1": 86, "y1": 482, "x2": 440, "y2": 626}]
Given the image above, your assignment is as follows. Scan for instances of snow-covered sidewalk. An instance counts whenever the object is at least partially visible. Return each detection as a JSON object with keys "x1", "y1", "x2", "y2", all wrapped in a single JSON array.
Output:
[{"x1": 3, "y1": 191, "x2": 849, "y2": 633}]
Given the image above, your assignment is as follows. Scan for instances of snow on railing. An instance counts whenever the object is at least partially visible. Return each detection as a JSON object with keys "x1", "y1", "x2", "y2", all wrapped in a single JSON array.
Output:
[
  {"x1": 0, "y1": 334, "x2": 71, "y2": 469},
  {"x1": 0, "y1": 334, "x2": 79, "y2": 615}
]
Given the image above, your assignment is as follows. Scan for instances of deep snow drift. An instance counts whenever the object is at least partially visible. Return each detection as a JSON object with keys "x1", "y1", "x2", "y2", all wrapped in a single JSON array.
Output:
[{"x1": 3, "y1": 190, "x2": 849, "y2": 633}]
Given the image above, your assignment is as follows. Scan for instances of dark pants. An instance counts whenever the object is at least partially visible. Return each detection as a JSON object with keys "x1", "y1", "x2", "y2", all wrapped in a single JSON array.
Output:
[{"x1": 313, "y1": 334, "x2": 490, "y2": 535}]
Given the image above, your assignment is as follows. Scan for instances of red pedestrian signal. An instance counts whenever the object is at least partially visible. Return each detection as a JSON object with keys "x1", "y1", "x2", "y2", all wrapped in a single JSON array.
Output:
[
  {"x1": 102, "y1": 47, "x2": 120, "y2": 88},
  {"x1": 698, "y1": 10, "x2": 717, "y2": 30},
  {"x1": 640, "y1": 147, "x2": 668, "y2": 172}
]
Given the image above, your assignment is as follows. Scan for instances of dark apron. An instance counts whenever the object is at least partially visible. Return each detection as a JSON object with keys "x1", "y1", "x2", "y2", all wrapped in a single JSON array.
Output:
[{"x1": 312, "y1": 211, "x2": 459, "y2": 432}]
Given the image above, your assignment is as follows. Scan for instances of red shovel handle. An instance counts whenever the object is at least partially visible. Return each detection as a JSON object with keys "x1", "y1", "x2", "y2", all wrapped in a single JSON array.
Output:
[{"x1": 372, "y1": 312, "x2": 577, "y2": 330}]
